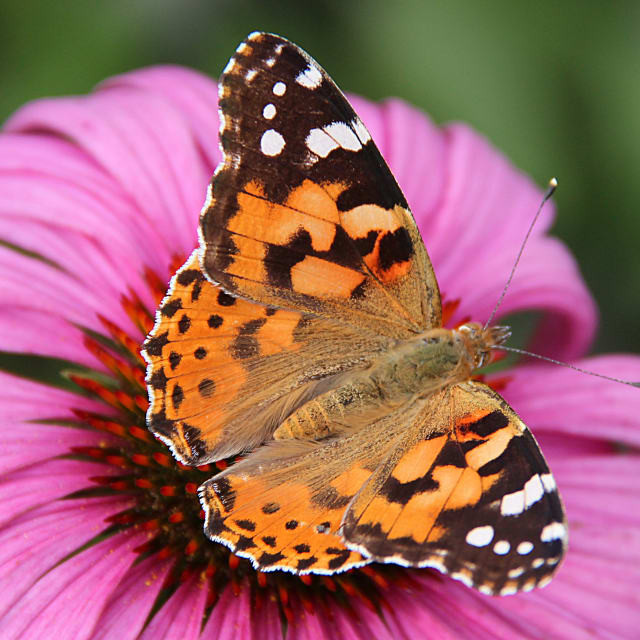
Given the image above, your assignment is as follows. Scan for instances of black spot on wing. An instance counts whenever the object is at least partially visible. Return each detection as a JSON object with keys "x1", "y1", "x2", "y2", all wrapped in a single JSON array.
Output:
[
  {"x1": 161, "y1": 298, "x2": 182, "y2": 318},
  {"x1": 147, "y1": 408, "x2": 174, "y2": 438},
  {"x1": 169, "y1": 351, "x2": 182, "y2": 370},
  {"x1": 258, "y1": 551, "x2": 286, "y2": 567},
  {"x1": 144, "y1": 331, "x2": 169, "y2": 357},
  {"x1": 234, "y1": 518, "x2": 257, "y2": 532},
  {"x1": 459, "y1": 411, "x2": 509, "y2": 438},
  {"x1": 380, "y1": 472, "x2": 439, "y2": 505},
  {"x1": 326, "y1": 548, "x2": 351, "y2": 570},
  {"x1": 377, "y1": 227, "x2": 414, "y2": 272},
  {"x1": 178, "y1": 314, "x2": 191, "y2": 334},
  {"x1": 217, "y1": 291, "x2": 236, "y2": 307},
  {"x1": 212, "y1": 477, "x2": 237, "y2": 511},
  {"x1": 297, "y1": 556, "x2": 318, "y2": 571},
  {"x1": 262, "y1": 536, "x2": 277, "y2": 548},
  {"x1": 180, "y1": 423, "x2": 208, "y2": 462},
  {"x1": 171, "y1": 383, "x2": 184, "y2": 410},
  {"x1": 262, "y1": 502, "x2": 281, "y2": 514},
  {"x1": 149, "y1": 368, "x2": 168, "y2": 391},
  {"x1": 198, "y1": 378, "x2": 215, "y2": 398},
  {"x1": 235, "y1": 535, "x2": 257, "y2": 551},
  {"x1": 177, "y1": 268, "x2": 205, "y2": 287},
  {"x1": 208, "y1": 314, "x2": 223, "y2": 329}
]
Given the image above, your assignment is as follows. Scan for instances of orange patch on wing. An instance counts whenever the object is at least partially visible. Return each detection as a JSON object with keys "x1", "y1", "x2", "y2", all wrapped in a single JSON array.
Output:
[
  {"x1": 286, "y1": 179, "x2": 341, "y2": 225},
  {"x1": 357, "y1": 496, "x2": 403, "y2": 535},
  {"x1": 442, "y1": 467, "x2": 482, "y2": 510},
  {"x1": 341, "y1": 203, "x2": 397, "y2": 236},
  {"x1": 233, "y1": 181, "x2": 338, "y2": 252},
  {"x1": 290, "y1": 256, "x2": 365, "y2": 298},
  {"x1": 330, "y1": 464, "x2": 372, "y2": 497},
  {"x1": 465, "y1": 428, "x2": 513, "y2": 470},
  {"x1": 391, "y1": 435, "x2": 447, "y2": 483}
]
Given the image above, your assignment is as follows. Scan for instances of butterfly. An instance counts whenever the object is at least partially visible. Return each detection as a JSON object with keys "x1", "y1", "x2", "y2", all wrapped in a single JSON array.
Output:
[{"x1": 143, "y1": 32, "x2": 567, "y2": 596}]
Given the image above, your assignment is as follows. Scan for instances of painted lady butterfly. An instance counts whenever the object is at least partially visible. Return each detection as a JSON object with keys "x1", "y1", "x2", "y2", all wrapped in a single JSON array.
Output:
[{"x1": 143, "y1": 32, "x2": 567, "y2": 595}]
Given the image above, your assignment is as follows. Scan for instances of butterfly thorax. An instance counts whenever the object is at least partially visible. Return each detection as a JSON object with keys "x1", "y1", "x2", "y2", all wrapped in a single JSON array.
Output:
[{"x1": 273, "y1": 323, "x2": 510, "y2": 441}]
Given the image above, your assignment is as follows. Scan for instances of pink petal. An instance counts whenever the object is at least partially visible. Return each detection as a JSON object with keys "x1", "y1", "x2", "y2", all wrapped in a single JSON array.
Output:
[
  {"x1": 0, "y1": 458, "x2": 121, "y2": 526},
  {"x1": 0, "y1": 372, "x2": 114, "y2": 475},
  {"x1": 101, "y1": 65, "x2": 221, "y2": 171},
  {"x1": 0, "y1": 496, "x2": 129, "y2": 619},
  {"x1": 504, "y1": 355, "x2": 640, "y2": 447},
  {"x1": 92, "y1": 555, "x2": 173, "y2": 640},
  {"x1": 2, "y1": 530, "x2": 145, "y2": 640},
  {"x1": 138, "y1": 573, "x2": 208, "y2": 640},
  {"x1": 5, "y1": 89, "x2": 210, "y2": 261},
  {"x1": 0, "y1": 133, "x2": 170, "y2": 286}
]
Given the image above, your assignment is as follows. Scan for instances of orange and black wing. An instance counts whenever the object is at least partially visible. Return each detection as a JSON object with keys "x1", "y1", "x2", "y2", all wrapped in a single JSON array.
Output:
[
  {"x1": 143, "y1": 252, "x2": 391, "y2": 464},
  {"x1": 341, "y1": 381, "x2": 568, "y2": 595},
  {"x1": 199, "y1": 32, "x2": 440, "y2": 338}
]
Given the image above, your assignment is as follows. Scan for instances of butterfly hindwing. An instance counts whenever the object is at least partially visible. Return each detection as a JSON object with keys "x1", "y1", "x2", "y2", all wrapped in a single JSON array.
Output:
[
  {"x1": 199, "y1": 401, "x2": 422, "y2": 574},
  {"x1": 200, "y1": 32, "x2": 440, "y2": 337},
  {"x1": 341, "y1": 381, "x2": 567, "y2": 595}
]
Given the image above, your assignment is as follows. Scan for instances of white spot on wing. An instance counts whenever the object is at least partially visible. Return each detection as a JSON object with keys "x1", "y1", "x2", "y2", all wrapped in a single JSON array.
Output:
[
  {"x1": 508, "y1": 567, "x2": 525, "y2": 578},
  {"x1": 465, "y1": 525, "x2": 494, "y2": 547},
  {"x1": 351, "y1": 117, "x2": 372, "y2": 144},
  {"x1": 273, "y1": 81, "x2": 286, "y2": 96},
  {"x1": 531, "y1": 558, "x2": 544, "y2": 569},
  {"x1": 245, "y1": 69, "x2": 258, "y2": 82},
  {"x1": 296, "y1": 64, "x2": 323, "y2": 89},
  {"x1": 517, "y1": 541, "x2": 534, "y2": 555},
  {"x1": 540, "y1": 473, "x2": 556, "y2": 492},
  {"x1": 324, "y1": 121, "x2": 362, "y2": 151},
  {"x1": 451, "y1": 571, "x2": 474, "y2": 588},
  {"x1": 260, "y1": 129, "x2": 285, "y2": 156},
  {"x1": 223, "y1": 58, "x2": 235, "y2": 75},
  {"x1": 237, "y1": 42, "x2": 250, "y2": 54},
  {"x1": 501, "y1": 489, "x2": 525, "y2": 516},
  {"x1": 524, "y1": 474, "x2": 544, "y2": 508},
  {"x1": 540, "y1": 522, "x2": 566, "y2": 542},
  {"x1": 500, "y1": 584, "x2": 518, "y2": 596},
  {"x1": 493, "y1": 540, "x2": 510, "y2": 555},
  {"x1": 265, "y1": 57, "x2": 276, "y2": 67},
  {"x1": 306, "y1": 128, "x2": 339, "y2": 158},
  {"x1": 263, "y1": 103, "x2": 276, "y2": 120}
]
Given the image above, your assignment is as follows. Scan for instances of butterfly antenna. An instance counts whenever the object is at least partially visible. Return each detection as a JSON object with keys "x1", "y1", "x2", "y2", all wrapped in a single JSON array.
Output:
[
  {"x1": 483, "y1": 178, "x2": 558, "y2": 330},
  {"x1": 492, "y1": 345, "x2": 640, "y2": 387}
]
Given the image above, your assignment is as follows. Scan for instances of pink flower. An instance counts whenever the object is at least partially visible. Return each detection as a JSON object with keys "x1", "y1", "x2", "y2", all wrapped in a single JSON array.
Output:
[{"x1": 1, "y1": 65, "x2": 639, "y2": 639}]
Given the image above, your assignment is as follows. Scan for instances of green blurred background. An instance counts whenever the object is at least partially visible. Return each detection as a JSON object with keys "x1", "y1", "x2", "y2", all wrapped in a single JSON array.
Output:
[{"x1": 3, "y1": 0, "x2": 639, "y2": 356}]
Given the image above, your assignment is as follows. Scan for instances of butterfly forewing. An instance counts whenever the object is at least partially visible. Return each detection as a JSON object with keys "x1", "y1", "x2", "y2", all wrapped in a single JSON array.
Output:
[
  {"x1": 143, "y1": 252, "x2": 393, "y2": 464},
  {"x1": 200, "y1": 32, "x2": 440, "y2": 337}
]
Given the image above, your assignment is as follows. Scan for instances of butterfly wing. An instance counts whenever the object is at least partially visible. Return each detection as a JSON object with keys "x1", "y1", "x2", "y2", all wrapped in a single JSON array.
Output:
[
  {"x1": 143, "y1": 252, "x2": 393, "y2": 464},
  {"x1": 198, "y1": 401, "x2": 425, "y2": 574},
  {"x1": 200, "y1": 32, "x2": 440, "y2": 337},
  {"x1": 341, "y1": 381, "x2": 567, "y2": 595}
]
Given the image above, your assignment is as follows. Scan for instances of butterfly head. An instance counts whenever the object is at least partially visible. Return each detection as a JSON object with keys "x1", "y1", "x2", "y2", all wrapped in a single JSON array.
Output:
[{"x1": 457, "y1": 322, "x2": 511, "y2": 369}]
